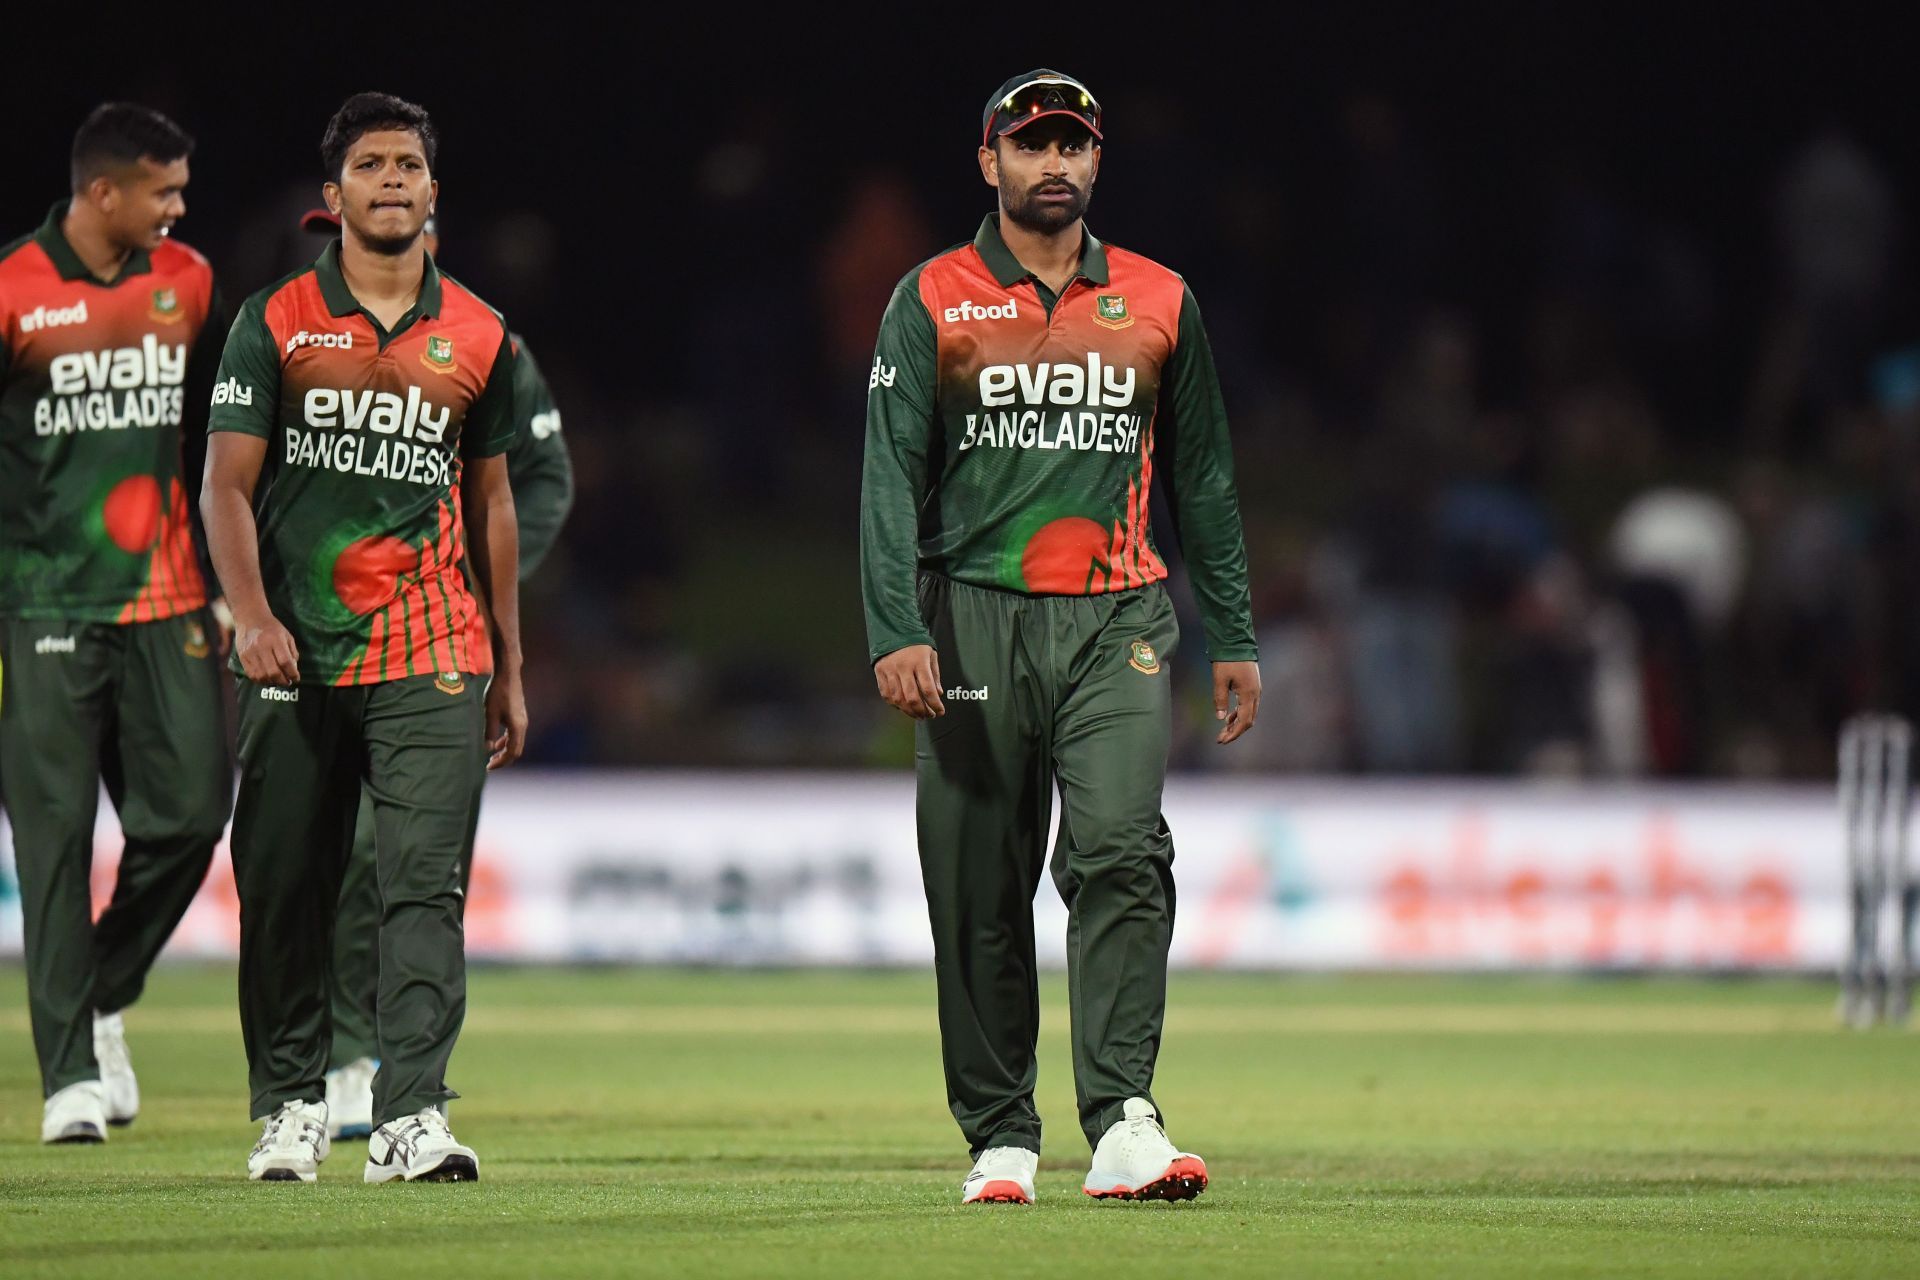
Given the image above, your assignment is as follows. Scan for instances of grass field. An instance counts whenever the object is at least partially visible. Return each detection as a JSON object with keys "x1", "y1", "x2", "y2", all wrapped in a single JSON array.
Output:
[{"x1": 2, "y1": 966, "x2": 1918, "y2": 1277}]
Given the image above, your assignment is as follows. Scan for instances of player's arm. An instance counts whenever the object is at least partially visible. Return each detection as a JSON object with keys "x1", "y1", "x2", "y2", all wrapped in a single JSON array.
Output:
[
  {"x1": 503, "y1": 337, "x2": 572, "y2": 579},
  {"x1": 860, "y1": 276, "x2": 944, "y2": 720},
  {"x1": 463, "y1": 330, "x2": 526, "y2": 769},
  {"x1": 182, "y1": 280, "x2": 232, "y2": 647},
  {"x1": 1158, "y1": 283, "x2": 1260, "y2": 744},
  {"x1": 200, "y1": 296, "x2": 298, "y2": 684}
]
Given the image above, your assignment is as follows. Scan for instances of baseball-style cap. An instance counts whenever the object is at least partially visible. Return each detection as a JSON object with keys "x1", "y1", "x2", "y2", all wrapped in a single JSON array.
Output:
[{"x1": 981, "y1": 70, "x2": 1102, "y2": 147}]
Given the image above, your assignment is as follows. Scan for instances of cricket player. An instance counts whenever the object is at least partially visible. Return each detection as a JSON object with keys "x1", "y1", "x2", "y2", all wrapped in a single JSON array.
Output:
[
  {"x1": 860, "y1": 70, "x2": 1261, "y2": 1204},
  {"x1": 0, "y1": 103, "x2": 233, "y2": 1145},
  {"x1": 297, "y1": 208, "x2": 573, "y2": 1139},
  {"x1": 201, "y1": 91, "x2": 526, "y2": 1183}
]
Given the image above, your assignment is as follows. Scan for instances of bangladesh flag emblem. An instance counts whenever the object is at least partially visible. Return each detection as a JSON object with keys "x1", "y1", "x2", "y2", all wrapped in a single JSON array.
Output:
[
  {"x1": 1094, "y1": 293, "x2": 1133, "y2": 330},
  {"x1": 435, "y1": 670, "x2": 466, "y2": 695},
  {"x1": 1127, "y1": 639, "x2": 1161, "y2": 675},
  {"x1": 149, "y1": 287, "x2": 183, "y2": 325},
  {"x1": 421, "y1": 334, "x2": 457, "y2": 373}
]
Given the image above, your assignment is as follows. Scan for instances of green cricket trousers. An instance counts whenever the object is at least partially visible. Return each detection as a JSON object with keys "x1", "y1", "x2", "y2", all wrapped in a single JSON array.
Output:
[
  {"x1": 0, "y1": 613, "x2": 230, "y2": 1097},
  {"x1": 914, "y1": 573, "x2": 1181, "y2": 1156},
  {"x1": 232, "y1": 672, "x2": 483, "y2": 1124},
  {"x1": 326, "y1": 764, "x2": 487, "y2": 1071}
]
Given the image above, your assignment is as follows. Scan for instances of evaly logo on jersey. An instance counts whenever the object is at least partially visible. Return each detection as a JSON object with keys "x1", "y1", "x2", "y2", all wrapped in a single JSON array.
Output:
[
  {"x1": 961, "y1": 354, "x2": 1146, "y2": 455},
  {"x1": 18, "y1": 300, "x2": 88, "y2": 332},
  {"x1": 529, "y1": 409, "x2": 561, "y2": 441},
  {"x1": 34, "y1": 334, "x2": 187, "y2": 437},
  {"x1": 212, "y1": 377, "x2": 253, "y2": 407},
  {"x1": 869, "y1": 356, "x2": 898, "y2": 390},
  {"x1": 283, "y1": 386, "x2": 455, "y2": 486}
]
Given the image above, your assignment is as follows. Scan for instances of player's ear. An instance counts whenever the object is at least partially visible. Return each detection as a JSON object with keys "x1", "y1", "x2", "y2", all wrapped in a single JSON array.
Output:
[
  {"x1": 322, "y1": 182, "x2": 343, "y2": 217},
  {"x1": 428, "y1": 178, "x2": 439, "y2": 212},
  {"x1": 86, "y1": 174, "x2": 117, "y2": 215},
  {"x1": 978, "y1": 144, "x2": 1000, "y2": 189}
]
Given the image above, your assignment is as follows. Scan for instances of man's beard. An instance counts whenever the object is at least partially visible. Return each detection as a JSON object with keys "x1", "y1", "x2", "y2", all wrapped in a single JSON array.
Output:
[
  {"x1": 1003, "y1": 179, "x2": 1090, "y2": 233},
  {"x1": 356, "y1": 220, "x2": 422, "y2": 256}
]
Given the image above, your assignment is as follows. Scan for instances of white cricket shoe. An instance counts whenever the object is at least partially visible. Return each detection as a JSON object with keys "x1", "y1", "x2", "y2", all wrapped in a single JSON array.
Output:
[
  {"x1": 325, "y1": 1057, "x2": 377, "y2": 1139},
  {"x1": 1083, "y1": 1097, "x2": 1208, "y2": 1201},
  {"x1": 248, "y1": 1100, "x2": 331, "y2": 1182},
  {"x1": 961, "y1": 1146, "x2": 1037, "y2": 1204},
  {"x1": 93, "y1": 1011, "x2": 139, "y2": 1126},
  {"x1": 41, "y1": 1080, "x2": 108, "y2": 1144},
  {"x1": 364, "y1": 1107, "x2": 479, "y2": 1183}
]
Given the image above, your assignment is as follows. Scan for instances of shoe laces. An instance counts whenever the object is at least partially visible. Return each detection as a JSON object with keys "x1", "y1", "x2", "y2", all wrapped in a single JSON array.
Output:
[
  {"x1": 974, "y1": 1147, "x2": 1033, "y2": 1178},
  {"x1": 94, "y1": 1023, "x2": 130, "y2": 1075},
  {"x1": 416, "y1": 1107, "x2": 454, "y2": 1142},
  {"x1": 259, "y1": 1102, "x2": 323, "y2": 1153}
]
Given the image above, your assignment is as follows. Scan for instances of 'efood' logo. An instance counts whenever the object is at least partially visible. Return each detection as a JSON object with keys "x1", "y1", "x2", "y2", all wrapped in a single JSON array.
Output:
[
  {"x1": 259, "y1": 686, "x2": 299, "y2": 703},
  {"x1": 19, "y1": 300, "x2": 88, "y2": 333},
  {"x1": 946, "y1": 685, "x2": 989, "y2": 701},
  {"x1": 942, "y1": 298, "x2": 1019, "y2": 324},
  {"x1": 286, "y1": 329, "x2": 354, "y2": 354}
]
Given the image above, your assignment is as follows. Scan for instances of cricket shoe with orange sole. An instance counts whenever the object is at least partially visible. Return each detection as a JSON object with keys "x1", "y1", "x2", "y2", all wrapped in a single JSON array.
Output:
[
  {"x1": 961, "y1": 1146, "x2": 1037, "y2": 1204},
  {"x1": 1082, "y1": 1098, "x2": 1208, "y2": 1202}
]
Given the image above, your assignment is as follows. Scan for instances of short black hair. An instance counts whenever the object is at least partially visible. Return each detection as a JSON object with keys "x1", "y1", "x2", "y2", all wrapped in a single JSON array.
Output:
[
  {"x1": 320, "y1": 91, "x2": 437, "y2": 180},
  {"x1": 70, "y1": 103, "x2": 194, "y2": 192}
]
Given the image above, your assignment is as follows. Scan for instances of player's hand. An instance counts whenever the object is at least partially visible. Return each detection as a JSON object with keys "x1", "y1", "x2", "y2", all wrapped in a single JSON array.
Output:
[
  {"x1": 874, "y1": 644, "x2": 945, "y2": 720},
  {"x1": 210, "y1": 597, "x2": 236, "y2": 656},
  {"x1": 485, "y1": 670, "x2": 528, "y2": 770},
  {"x1": 1212, "y1": 660, "x2": 1261, "y2": 745},
  {"x1": 235, "y1": 616, "x2": 299, "y2": 686}
]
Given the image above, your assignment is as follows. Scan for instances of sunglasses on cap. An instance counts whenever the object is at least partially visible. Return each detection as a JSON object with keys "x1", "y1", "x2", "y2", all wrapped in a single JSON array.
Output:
[{"x1": 983, "y1": 75, "x2": 1103, "y2": 147}]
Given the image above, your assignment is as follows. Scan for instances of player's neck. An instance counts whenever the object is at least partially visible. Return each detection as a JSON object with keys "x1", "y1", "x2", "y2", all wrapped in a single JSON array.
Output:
[
  {"x1": 338, "y1": 233, "x2": 426, "y2": 329},
  {"x1": 999, "y1": 214, "x2": 1084, "y2": 296},
  {"x1": 60, "y1": 202, "x2": 134, "y2": 283}
]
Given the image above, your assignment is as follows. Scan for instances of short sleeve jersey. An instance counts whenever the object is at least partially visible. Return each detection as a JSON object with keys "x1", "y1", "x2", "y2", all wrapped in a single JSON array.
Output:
[
  {"x1": 0, "y1": 201, "x2": 217, "y2": 622},
  {"x1": 207, "y1": 241, "x2": 516, "y2": 685}
]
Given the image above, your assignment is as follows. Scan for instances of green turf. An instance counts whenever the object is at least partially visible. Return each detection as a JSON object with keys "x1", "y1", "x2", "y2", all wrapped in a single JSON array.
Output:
[{"x1": 2, "y1": 967, "x2": 1918, "y2": 1277}]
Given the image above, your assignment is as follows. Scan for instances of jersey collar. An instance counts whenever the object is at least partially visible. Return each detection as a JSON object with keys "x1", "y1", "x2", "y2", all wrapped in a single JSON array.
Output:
[
  {"x1": 313, "y1": 238, "x2": 444, "y2": 324},
  {"x1": 972, "y1": 213, "x2": 1110, "y2": 289},
  {"x1": 35, "y1": 200, "x2": 154, "y2": 284}
]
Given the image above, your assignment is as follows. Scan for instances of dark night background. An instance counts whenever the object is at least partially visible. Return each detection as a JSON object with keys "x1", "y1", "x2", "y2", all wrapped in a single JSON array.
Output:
[{"x1": 6, "y1": 9, "x2": 1917, "y2": 777}]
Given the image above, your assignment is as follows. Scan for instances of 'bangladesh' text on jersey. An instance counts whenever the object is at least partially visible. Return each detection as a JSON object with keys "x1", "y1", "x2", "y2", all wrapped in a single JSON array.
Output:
[
  {"x1": 207, "y1": 242, "x2": 517, "y2": 685},
  {"x1": 0, "y1": 202, "x2": 219, "y2": 622},
  {"x1": 860, "y1": 215, "x2": 1257, "y2": 664}
]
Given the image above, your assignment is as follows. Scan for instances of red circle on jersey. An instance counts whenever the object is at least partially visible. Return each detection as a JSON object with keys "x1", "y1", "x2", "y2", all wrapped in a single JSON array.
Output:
[
  {"x1": 1021, "y1": 516, "x2": 1110, "y2": 593},
  {"x1": 332, "y1": 536, "x2": 420, "y2": 615},
  {"x1": 102, "y1": 475, "x2": 163, "y2": 553}
]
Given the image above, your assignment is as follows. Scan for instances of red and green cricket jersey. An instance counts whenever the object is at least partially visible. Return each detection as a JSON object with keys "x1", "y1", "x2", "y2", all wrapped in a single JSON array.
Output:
[
  {"x1": 207, "y1": 241, "x2": 517, "y2": 686},
  {"x1": 860, "y1": 214, "x2": 1257, "y2": 664},
  {"x1": 0, "y1": 202, "x2": 219, "y2": 623}
]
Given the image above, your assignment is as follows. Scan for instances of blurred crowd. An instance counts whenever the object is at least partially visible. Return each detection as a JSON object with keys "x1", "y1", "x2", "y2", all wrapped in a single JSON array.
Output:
[{"x1": 212, "y1": 94, "x2": 1919, "y2": 778}]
